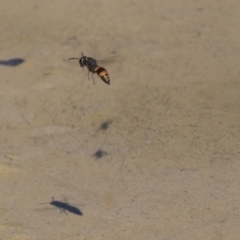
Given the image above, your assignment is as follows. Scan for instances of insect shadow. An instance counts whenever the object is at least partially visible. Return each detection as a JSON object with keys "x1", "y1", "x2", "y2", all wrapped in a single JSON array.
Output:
[
  {"x1": 94, "y1": 120, "x2": 112, "y2": 136},
  {"x1": 40, "y1": 197, "x2": 83, "y2": 216},
  {"x1": 99, "y1": 120, "x2": 112, "y2": 131},
  {"x1": 0, "y1": 58, "x2": 25, "y2": 67},
  {"x1": 93, "y1": 149, "x2": 108, "y2": 159}
]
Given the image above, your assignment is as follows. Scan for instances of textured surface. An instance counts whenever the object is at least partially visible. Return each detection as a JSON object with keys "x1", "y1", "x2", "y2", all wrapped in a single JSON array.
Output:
[{"x1": 1, "y1": 0, "x2": 240, "y2": 239}]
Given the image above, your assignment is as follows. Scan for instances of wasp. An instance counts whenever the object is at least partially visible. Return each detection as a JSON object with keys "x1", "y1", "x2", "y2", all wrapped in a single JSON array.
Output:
[{"x1": 69, "y1": 52, "x2": 110, "y2": 85}]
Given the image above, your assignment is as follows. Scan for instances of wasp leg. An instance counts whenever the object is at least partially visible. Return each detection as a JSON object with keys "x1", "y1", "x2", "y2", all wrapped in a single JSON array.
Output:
[
  {"x1": 87, "y1": 70, "x2": 95, "y2": 85},
  {"x1": 92, "y1": 73, "x2": 95, "y2": 85}
]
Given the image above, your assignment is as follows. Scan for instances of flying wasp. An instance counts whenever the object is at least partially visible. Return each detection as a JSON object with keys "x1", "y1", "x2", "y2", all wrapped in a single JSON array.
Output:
[{"x1": 68, "y1": 52, "x2": 110, "y2": 85}]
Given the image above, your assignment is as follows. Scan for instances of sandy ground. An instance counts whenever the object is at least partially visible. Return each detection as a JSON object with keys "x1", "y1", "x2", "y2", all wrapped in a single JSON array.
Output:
[{"x1": 0, "y1": 0, "x2": 240, "y2": 239}]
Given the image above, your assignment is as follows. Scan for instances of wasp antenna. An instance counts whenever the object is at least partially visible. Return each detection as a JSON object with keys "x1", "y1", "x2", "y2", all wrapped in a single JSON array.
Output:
[
  {"x1": 81, "y1": 52, "x2": 84, "y2": 57},
  {"x1": 68, "y1": 58, "x2": 80, "y2": 61}
]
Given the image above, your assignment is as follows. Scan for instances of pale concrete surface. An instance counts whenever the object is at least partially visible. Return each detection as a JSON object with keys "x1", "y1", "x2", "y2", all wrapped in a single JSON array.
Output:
[{"x1": 0, "y1": 0, "x2": 240, "y2": 239}]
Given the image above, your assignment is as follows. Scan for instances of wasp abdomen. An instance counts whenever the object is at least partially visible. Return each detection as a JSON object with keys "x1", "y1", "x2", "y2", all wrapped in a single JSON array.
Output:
[{"x1": 94, "y1": 66, "x2": 110, "y2": 85}]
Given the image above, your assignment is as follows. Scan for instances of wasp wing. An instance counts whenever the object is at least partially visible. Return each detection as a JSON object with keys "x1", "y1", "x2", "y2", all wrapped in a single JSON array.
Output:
[{"x1": 96, "y1": 55, "x2": 123, "y2": 65}]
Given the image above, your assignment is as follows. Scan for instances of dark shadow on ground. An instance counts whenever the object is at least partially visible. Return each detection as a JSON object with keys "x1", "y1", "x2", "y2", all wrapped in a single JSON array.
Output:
[
  {"x1": 93, "y1": 149, "x2": 108, "y2": 159},
  {"x1": 40, "y1": 197, "x2": 83, "y2": 216},
  {"x1": 99, "y1": 120, "x2": 112, "y2": 131},
  {"x1": 0, "y1": 58, "x2": 25, "y2": 66}
]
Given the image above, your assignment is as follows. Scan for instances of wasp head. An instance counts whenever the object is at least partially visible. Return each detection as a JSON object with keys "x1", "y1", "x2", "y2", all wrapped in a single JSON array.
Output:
[
  {"x1": 79, "y1": 56, "x2": 87, "y2": 68},
  {"x1": 68, "y1": 52, "x2": 87, "y2": 69}
]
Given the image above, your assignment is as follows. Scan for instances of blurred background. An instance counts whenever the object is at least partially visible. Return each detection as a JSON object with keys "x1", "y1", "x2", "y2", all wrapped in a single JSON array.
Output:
[{"x1": 0, "y1": 0, "x2": 240, "y2": 239}]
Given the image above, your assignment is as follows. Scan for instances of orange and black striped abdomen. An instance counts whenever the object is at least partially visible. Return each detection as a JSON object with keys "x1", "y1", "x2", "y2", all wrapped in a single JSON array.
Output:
[{"x1": 94, "y1": 65, "x2": 110, "y2": 85}]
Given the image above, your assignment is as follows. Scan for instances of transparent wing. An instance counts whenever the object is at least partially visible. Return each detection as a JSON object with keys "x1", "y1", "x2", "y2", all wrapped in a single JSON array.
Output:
[{"x1": 96, "y1": 55, "x2": 124, "y2": 65}]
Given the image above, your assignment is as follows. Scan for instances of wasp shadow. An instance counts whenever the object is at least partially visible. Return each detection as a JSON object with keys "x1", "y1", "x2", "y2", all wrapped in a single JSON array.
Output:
[
  {"x1": 94, "y1": 120, "x2": 112, "y2": 136},
  {"x1": 99, "y1": 120, "x2": 112, "y2": 131},
  {"x1": 0, "y1": 58, "x2": 25, "y2": 67},
  {"x1": 40, "y1": 197, "x2": 83, "y2": 216},
  {"x1": 92, "y1": 149, "x2": 108, "y2": 159}
]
